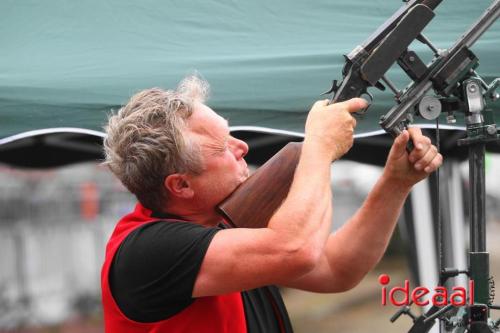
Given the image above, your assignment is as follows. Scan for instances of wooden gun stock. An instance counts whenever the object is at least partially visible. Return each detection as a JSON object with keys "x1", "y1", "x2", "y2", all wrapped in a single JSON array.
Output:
[{"x1": 216, "y1": 142, "x2": 302, "y2": 228}]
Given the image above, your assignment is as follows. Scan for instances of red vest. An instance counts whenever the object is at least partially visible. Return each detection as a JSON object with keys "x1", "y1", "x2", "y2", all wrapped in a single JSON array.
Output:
[{"x1": 101, "y1": 203, "x2": 247, "y2": 332}]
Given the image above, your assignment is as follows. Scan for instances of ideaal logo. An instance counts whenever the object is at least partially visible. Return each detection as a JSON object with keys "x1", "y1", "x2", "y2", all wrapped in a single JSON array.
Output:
[{"x1": 378, "y1": 274, "x2": 474, "y2": 306}]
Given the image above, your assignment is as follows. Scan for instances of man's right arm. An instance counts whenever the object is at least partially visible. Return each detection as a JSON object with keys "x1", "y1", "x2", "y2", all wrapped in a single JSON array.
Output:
[{"x1": 193, "y1": 98, "x2": 366, "y2": 297}]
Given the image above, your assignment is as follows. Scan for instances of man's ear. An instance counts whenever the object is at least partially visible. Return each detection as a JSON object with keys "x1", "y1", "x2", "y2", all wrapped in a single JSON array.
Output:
[{"x1": 164, "y1": 174, "x2": 194, "y2": 199}]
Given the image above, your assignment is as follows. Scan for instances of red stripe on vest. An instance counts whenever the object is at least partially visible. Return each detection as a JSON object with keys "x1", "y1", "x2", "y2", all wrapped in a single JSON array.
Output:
[{"x1": 101, "y1": 203, "x2": 247, "y2": 333}]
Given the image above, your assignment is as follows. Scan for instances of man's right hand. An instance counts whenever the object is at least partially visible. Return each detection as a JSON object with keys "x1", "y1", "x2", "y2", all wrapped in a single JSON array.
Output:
[{"x1": 304, "y1": 98, "x2": 367, "y2": 161}]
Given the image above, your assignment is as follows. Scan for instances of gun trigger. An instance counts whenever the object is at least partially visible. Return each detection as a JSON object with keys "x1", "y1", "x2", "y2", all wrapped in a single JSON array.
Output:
[
  {"x1": 366, "y1": 91, "x2": 374, "y2": 102},
  {"x1": 322, "y1": 80, "x2": 339, "y2": 95},
  {"x1": 374, "y1": 81, "x2": 386, "y2": 91},
  {"x1": 354, "y1": 91, "x2": 373, "y2": 116}
]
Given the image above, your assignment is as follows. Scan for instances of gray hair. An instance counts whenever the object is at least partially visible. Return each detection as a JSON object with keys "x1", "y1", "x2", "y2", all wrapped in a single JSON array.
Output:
[{"x1": 103, "y1": 75, "x2": 210, "y2": 212}]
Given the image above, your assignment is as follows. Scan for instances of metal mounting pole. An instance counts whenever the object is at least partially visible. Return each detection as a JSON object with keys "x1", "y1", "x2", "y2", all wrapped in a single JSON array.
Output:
[{"x1": 463, "y1": 78, "x2": 490, "y2": 307}]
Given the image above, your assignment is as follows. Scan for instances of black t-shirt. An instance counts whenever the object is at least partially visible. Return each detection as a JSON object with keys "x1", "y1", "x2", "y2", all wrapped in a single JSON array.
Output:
[{"x1": 109, "y1": 218, "x2": 293, "y2": 333}]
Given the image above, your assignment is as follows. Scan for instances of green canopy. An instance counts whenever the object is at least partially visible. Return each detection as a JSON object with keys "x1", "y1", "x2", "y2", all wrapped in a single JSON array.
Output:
[{"x1": 1, "y1": 0, "x2": 499, "y2": 138}]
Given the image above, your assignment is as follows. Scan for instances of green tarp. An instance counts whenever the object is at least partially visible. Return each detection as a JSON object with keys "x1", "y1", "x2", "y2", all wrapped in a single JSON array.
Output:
[{"x1": 1, "y1": 0, "x2": 499, "y2": 138}]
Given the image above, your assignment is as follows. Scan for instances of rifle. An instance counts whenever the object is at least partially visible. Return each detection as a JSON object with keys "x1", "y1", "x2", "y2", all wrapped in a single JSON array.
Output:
[{"x1": 218, "y1": 0, "x2": 444, "y2": 227}]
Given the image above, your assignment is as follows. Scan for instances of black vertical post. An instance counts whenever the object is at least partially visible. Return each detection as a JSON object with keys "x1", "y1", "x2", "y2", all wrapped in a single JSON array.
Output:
[
  {"x1": 469, "y1": 143, "x2": 486, "y2": 253},
  {"x1": 468, "y1": 143, "x2": 490, "y2": 306},
  {"x1": 464, "y1": 77, "x2": 490, "y2": 306}
]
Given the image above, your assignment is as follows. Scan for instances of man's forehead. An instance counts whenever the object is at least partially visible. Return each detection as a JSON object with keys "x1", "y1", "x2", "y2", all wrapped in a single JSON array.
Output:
[{"x1": 187, "y1": 103, "x2": 229, "y2": 137}]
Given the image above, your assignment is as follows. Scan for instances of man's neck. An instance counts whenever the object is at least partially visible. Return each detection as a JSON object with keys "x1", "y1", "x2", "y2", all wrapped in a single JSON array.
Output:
[{"x1": 164, "y1": 202, "x2": 221, "y2": 227}]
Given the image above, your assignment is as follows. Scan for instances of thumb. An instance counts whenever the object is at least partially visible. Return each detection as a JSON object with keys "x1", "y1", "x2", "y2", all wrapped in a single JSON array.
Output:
[
  {"x1": 327, "y1": 98, "x2": 368, "y2": 114},
  {"x1": 388, "y1": 130, "x2": 410, "y2": 161}
]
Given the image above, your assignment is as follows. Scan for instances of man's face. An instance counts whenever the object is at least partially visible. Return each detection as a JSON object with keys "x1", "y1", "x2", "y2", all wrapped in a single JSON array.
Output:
[{"x1": 185, "y1": 103, "x2": 250, "y2": 211}]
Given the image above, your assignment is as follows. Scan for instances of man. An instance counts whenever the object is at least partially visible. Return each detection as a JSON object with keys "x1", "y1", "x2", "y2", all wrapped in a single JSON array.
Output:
[{"x1": 101, "y1": 75, "x2": 442, "y2": 332}]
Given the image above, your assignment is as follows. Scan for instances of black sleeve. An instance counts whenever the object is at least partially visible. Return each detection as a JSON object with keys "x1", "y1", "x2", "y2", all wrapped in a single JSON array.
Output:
[{"x1": 109, "y1": 220, "x2": 220, "y2": 323}]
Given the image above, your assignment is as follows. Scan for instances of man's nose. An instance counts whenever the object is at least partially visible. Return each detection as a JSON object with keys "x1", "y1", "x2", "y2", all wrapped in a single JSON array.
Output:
[{"x1": 230, "y1": 137, "x2": 249, "y2": 159}]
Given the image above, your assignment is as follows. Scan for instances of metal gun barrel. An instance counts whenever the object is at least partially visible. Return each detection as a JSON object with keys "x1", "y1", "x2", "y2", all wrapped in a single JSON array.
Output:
[{"x1": 460, "y1": 0, "x2": 500, "y2": 49}]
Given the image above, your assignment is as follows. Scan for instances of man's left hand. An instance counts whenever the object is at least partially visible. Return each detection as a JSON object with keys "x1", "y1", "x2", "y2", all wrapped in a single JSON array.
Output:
[{"x1": 383, "y1": 127, "x2": 443, "y2": 188}]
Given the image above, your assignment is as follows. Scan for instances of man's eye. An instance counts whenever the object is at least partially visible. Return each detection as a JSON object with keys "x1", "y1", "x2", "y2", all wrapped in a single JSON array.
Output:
[
  {"x1": 212, "y1": 143, "x2": 227, "y2": 155},
  {"x1": 221, "y1": 139, "x2": 229, "y2": 151}
]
